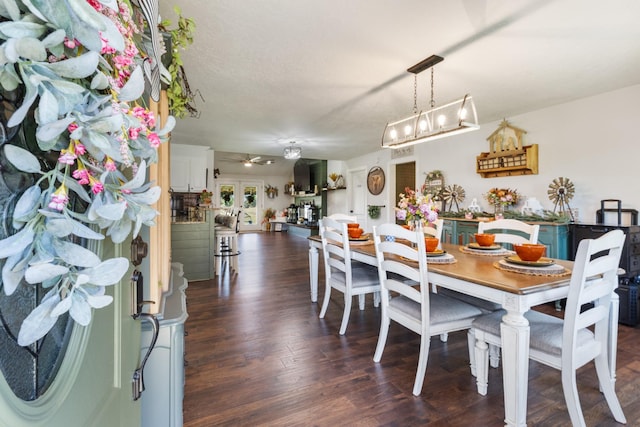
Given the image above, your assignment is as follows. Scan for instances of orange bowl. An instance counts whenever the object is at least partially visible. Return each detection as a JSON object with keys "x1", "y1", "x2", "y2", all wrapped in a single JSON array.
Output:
[
  {"x1": 514, "y1": 243, "x2": 546, "y2": 262},
  {"x1": 424, "y1": 237, "x2": 439, "y2": 252},
  {"x1": 348, "y1": 228, "x2": 363, "y2": 239},
  {"x1": 347, "y1": 223, "x2": 360, "y2": 229},
  {"x1": 474, "y1": 233, "x2": 496, "y2": 247}
]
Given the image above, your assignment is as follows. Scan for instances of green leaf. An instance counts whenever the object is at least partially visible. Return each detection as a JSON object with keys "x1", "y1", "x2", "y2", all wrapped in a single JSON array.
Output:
[
  {"x1": 53, "y1": 239, "x2": 101, "y2": 267},
  {"x1": 36, "y1": 116, "x2": 75, "y2": 142},
  {"x1": 69, "y1": 292, "x2": 91, "y2": 326},
  {"x1": 24, "y1": 263, "x2": 69, "y2": 284},
  {"x1": 84, "y1": 257, "x2": 129, "y2": 286},
  {"x1": 96, "y1": 201, "x2": 127, "y2": 221},
  {"x1": 0, "y1": 21, "x2": 47, "y2": 39},
  {"x1": 4, "y1": 144, "x2": 42, "y2": 173},
  {"x1": 118, "y1": 65, "x2": 144, "y2": 102},
  {"x1": 42, "y1": 51, "x2": 99, "y2": 78},
  {"x1": 12, "y1": 185, "x2": 41, "y2": 225},
  {"x1": 15, "y1": 37, "x2": 47, "y2": 61},
  {"x1": 35, "y1": 88, "x2": 59, "y2": 125},
  {"x1": 2, "y1": 251, "x2": 27, "y2": 295},
  {"x1": 0, "y1": 227, "x2": 34, "y2": 258},
  {"x1": 17, "y1": 290, "x2": 60, "y2": 346}
]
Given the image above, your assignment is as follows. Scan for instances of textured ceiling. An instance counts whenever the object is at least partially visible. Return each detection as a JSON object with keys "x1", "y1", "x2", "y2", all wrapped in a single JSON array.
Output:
[{"x1": 158, "y1": 0, "x2": 640, "y2": 175}]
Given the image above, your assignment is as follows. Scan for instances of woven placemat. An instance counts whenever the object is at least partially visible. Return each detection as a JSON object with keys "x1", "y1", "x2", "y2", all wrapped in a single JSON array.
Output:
[
  {"x1": 494, "y1": 259, "x2": 571, "y2": 276},
  {"x1": 459, "y1": 246, "x2": 514, "y2": 257},
  {"x1": 426, "y1": 253, "x2": 457, "y2": 264}
]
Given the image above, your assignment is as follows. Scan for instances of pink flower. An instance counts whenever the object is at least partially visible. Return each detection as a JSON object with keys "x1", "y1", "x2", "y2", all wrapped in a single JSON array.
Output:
[
  {"x1": 74, "y1": 142, "x2": 86, "y2": 155},
  {"x1": 58, "y1": 151, "x2": 76, "y2": 165},
  {"x1": 68, "y1": 123, "x2": 78, "y2": 133},
  {"x1": 72, "y1": 168, "x2": 91, "y2": 185},
  {"x1": 128, "y1": 127, "x2": 141, "y2": 140},
  {"x1": 147, "y1": 132, "x2": 160, "y2": 148},
  {"x1": 91, "y1": 180, "x2": 104, "y2": 195},
  {"x1": 104, "y1": 157, "x2": 117, "y2": 172},
  {"x1": 64, "y1": 38, "x2": 78, "y2": 49},
  {"x1": 48, "y1": 186, "x2": 69, "y2": 211}
]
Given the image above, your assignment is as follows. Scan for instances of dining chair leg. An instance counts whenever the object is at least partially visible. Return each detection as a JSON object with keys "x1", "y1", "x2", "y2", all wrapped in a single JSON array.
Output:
[
  {"x1": 373, "y1": 291, "x2": 380, "y2": 307},
  {"x1": 358, "y1": 294, "x2": 365, "y2": 310},
  {"x1": 489, "y1": 344, "x2": 500, "y2": 368},
  {"x1": 412, "y1": 334, "x2": 431, "y2": 396},
  {"x1": 339, "y1": 292, "x2": 353, "y2": 335},
  {"x1": 562, "y1": 367, "x2": 586, "y2": 427},
  {"x1": 373, "y1": 317, "x2": 390, "y2": 363},
  {"x1": 319, "y1": 284, "x2": 332, "y2": 319},
  {"x1": 467, "y1": 330, "x2": 476, "y2": 377},
  {"x1": 594, "y1": 351, "x2": 627, "y2": 424},
  {"x1": 440, "y1": 333, "x2": 448, "y2": 342}
]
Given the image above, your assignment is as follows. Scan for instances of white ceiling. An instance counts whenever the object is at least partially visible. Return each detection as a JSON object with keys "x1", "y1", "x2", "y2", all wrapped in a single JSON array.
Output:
[{"x1": 159, "y1": 0, "x2": 640, "y2": 176}]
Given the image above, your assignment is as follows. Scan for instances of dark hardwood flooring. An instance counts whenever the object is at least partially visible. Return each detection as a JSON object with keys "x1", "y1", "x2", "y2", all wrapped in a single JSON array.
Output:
[{"x1": 182, "y1": 232, "x2": 640, "y2": 426}]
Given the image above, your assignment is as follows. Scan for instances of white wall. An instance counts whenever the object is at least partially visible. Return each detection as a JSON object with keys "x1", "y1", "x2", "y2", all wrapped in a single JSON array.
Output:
[{"x1": 346, "y1": 84, "x2": 640, "y2": 227}]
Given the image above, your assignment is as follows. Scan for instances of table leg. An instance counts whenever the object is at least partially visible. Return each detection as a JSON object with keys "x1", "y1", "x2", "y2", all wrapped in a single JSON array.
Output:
[
  {"x1": 309, "y1": 244, "x2": 319, "y2": 303},
  {"x1": 500, "y1": 309, "x2": 530, "y2": 427}
]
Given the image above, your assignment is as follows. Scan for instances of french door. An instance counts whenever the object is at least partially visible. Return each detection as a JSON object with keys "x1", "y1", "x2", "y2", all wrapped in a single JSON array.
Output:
[{"x1": 216, "y1": 180, "x2": 262, "y2": 231}]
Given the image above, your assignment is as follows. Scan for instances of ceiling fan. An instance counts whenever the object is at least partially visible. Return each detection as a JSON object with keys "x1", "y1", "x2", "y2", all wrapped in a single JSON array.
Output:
[{"x1": 220, "y1": 154, "x2": 275, "y2": 167}]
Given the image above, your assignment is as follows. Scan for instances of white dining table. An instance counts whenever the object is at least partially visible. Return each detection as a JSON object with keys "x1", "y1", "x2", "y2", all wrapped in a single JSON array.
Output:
[{"x1": 307, "y1": 236, "x2": 621, "y2": 427}]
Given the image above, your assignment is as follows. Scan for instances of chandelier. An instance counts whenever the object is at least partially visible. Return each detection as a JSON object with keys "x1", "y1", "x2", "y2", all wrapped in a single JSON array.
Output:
[
  {"x1": 382, "y1": 55, "x2": 479, "y2": 149},
  {"x1": 284, "y1": 141, "x2": 301, "y2": 159}
]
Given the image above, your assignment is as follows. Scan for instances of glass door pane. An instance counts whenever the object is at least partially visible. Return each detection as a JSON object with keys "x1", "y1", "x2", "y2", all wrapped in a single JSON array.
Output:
[
  {"x1": 219, "y1": 184, "x2": 235, "y2": 209},
  {"x1": 241, "y1": 183, "x2": 259, "y2": 230}
]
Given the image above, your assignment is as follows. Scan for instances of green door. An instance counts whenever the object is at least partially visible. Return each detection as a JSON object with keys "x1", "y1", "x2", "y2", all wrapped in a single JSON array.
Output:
[{"x1": 0, "y1": 239, "x2": 142, "y2": 427}]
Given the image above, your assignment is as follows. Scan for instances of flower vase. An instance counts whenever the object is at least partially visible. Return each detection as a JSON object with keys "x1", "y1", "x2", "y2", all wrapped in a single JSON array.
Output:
[{"x1": 494, "y1": 204, "x2": 504, "y2": 220}]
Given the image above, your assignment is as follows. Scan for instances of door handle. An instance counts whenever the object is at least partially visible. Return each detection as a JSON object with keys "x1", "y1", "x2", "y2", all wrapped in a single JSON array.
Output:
[{"x1": 132, "y1": 312, "x2": 159, "y2": 401}]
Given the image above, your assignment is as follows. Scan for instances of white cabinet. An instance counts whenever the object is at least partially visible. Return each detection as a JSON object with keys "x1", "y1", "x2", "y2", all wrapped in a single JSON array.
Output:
[{"x1": 170, "y1": 145, "x2": 211, "y2": 192}]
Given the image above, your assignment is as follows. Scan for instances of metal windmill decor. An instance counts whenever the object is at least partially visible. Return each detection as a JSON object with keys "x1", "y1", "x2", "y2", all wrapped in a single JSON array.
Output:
[
  {"x1": 441, "y1": 184, "x2": 466, "y2": 212},
  {"x1": 547, "y1": 177, "x2": 575, "y2": 221}
]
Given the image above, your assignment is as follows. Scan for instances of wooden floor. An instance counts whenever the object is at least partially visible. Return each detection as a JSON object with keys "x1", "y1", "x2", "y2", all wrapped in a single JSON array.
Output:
[{"x1": 182, "y1": 232, "x2": 640, "y2": 427}]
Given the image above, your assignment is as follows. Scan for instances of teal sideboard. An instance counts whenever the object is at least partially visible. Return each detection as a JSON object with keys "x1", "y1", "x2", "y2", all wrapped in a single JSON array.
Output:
[
  {"x1": 440, "y1": 218, "x2": 570, "y2": 260},
  {"x1": 171, "y1": 211, "x2": 216, "y2": 280}
]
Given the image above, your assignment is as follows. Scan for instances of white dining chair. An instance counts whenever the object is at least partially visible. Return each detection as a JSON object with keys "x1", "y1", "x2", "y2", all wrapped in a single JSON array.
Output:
[
  {"x1": 318, "y1": 217, "x2": 380, "y2": 335},
  {"x1": 372, "y1": 223, "x2": 483, "y2": 396},
  {"x1": 472, "y1": 229, "x2": 627, "y2": 426},
  {"x1": 477, "y1": 218, "x2": 540, "y2": 247}
]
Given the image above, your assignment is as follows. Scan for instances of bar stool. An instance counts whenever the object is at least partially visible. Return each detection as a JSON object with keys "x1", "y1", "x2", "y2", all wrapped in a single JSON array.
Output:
[{"x1": 214, "y1": 209, "x2": 241, "y2": 274}]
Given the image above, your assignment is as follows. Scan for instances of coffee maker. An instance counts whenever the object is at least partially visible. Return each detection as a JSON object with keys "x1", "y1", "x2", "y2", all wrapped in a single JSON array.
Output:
[{"x1": 287, "y1": 204, "x2": 298, "y2": 223}]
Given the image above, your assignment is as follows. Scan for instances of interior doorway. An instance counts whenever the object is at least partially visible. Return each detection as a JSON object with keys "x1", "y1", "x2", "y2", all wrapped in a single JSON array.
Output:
[
  {"x1": 215, "y1": 179, "x2": 262, "y2": 231},
  {"x1": 395, "y1": 162, "x2": 415, "y2": 224}
]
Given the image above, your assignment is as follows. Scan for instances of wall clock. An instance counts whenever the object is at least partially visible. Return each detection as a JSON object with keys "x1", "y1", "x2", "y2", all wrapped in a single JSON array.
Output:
[{"x1": 367, "y1": 166, "x2": 385, "y2": 195}]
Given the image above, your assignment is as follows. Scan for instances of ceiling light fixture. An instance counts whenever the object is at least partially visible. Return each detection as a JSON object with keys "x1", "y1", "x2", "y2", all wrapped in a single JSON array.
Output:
[
  {"x1": 284, "y1": 141, "x2": 301, "y2": 160},
  {"x1": 381, "y1": 55, "x2": 479, "y2": 149},
  {"x1": 244, "y1": 160, "x2": 252, "y2": 167}
]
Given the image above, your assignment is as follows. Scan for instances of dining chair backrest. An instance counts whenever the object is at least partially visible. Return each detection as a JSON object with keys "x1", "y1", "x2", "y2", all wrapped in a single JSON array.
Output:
[
  {"x1": 423, "y1": 219, "x2": 444, "y2": 249},
  {"x1": 562, "y1": 229, "x2": 625, "y2": 368},
  {"x1": 319, "y1": 216, "x2": 381, "y2": 335},
  {"x1": 328, "y1": 213, "x2": 357, "y2": 223},
  {"x1": 319, "y1": 217, "x2": 351, "y2": 278},
  {"x1": 477, "y1": 218, "x2": 539, "y2": 246},
  {"x1": 372, "y1": 223, "x2": 430, "y2": 334}
]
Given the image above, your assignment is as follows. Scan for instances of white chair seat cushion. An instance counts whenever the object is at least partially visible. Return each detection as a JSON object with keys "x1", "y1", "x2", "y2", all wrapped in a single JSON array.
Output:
[
  {"x1": 472, "y1": 309, "x2": 594, "y2": 356},
  {"x1": 390, "y1": 293, "x2": 482, "y2": 325},
  {"x1": 331, "y1": 265, "x2": 379, "y2": 288}
]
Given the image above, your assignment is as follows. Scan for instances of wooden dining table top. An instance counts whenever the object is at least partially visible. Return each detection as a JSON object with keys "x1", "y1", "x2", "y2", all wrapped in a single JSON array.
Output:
[{"x1": 310, "y1": 235, "x2": 574, "y2": 296}]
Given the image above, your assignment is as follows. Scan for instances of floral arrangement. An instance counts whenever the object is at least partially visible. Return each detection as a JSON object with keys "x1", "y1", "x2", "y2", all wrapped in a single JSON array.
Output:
[
  {"x1": 0, "y1": 0, "x2": 180, "y2": 346},
  {"x1": 486, "y1": 188, "x2": 520, "y2": 207},
  {"x1": 262, "y1": 208, "x2": 277, "y2": 224},
  {"x1": 395, "y1": 186, "x2": 439, "y2": 225},
  {"x1": 199, "y1": 189, "x2": 213, "y2": 204}
]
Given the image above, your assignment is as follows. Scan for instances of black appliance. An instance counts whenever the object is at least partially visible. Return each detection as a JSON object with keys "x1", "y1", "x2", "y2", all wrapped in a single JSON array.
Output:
[{"x1": 569, "y1": 200, "x2": 640, "y2": 326}]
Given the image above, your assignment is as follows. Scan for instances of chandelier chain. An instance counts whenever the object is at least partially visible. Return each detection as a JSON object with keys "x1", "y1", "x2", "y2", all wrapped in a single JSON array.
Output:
[
  {"x1": 430, "y1": 67, "x2": 435, "y2": 108},
  {"x1": 413, "y1": 74, "x2": 418, "y2": 114}
]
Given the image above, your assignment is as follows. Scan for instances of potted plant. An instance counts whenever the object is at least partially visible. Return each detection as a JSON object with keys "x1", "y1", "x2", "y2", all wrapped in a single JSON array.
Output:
[
  {"x1": 262, "y1": 208, "x2": 277, "y2": 231},
  {"x1": 199, "y1": 189, "x2": 213, "y2": 206}
]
